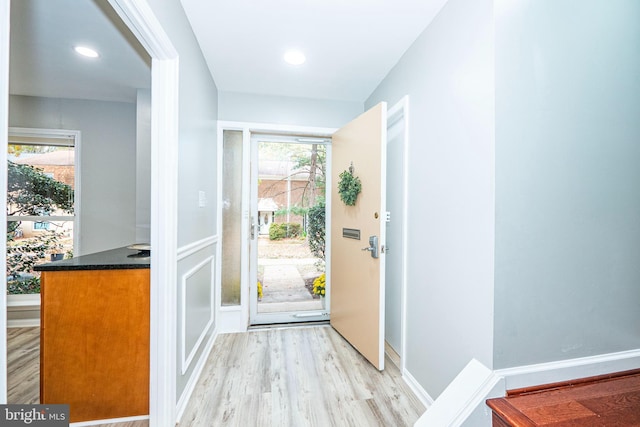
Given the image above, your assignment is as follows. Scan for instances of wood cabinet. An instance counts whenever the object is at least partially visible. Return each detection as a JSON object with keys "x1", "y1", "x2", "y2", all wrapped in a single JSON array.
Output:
[
  {"x1": 486, "y1": 369, "x2": 640, "y2": 426},
  {"x1": 40, "y1": 268, "x2": 150, "y2": 423}
]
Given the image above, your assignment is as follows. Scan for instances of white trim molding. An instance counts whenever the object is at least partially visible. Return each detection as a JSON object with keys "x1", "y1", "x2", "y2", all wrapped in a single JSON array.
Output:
[
  {"x1": 8, "y1": 127, "x2": 81, "y2": 253},
  {"x1": 403, "y1": 369, "x2": 434, "y2": 409},
  {"x1": 71, "y1": 415, "x2": 149, "y2": 427},
  {"x1": 180, "y1": 256, "x2": 215, "y2": 374},
  {"x1": 216, "y1": 121, "x2": 336, "y2": 332},
  {"x1": 415, "y1": 359, "x2": 502, "y2": 427},
  {"x1": 176, "y1": 329, "x2": 218, "y2": 423},
  {"x1": 107, "y1": 2, "x2": 179, "y2": 427},
  {"x1": 7, "y1": 319, "x2": 40, "y2": 328},
  {"x1": 147, "y1": 53, "x2": 179, "y2": 427},
  {"x1": 177, "y1": 235, "x2": 218, "y2": 260},
  {"x1": 108, "y1": 0, "x2": 176, "y2": 60},
  {"x1": 0, "y1": 0, "x2": 11, "y2": 403},
  {"x1": 386, "y1": 95, "x2": 410, "y2": 375},
  {"x1": 217, "y1": 120, "x2": 336, "y2": 137},
  {"x1": 414, "y1": 349, "x2": 640, "y2": 427},
  {"x1": 495, "y1": 348, "x2": 640, "y2": 391},
  {"x1": 6, "y1": 293, "x2": 40, "y2": 308},
  {"x1": 7, "y1": 294, "x2": 40, "y2": 328}
]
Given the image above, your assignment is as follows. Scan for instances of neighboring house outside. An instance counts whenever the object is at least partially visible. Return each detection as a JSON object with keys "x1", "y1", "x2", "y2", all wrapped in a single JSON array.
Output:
[
  {"x1": 257, "y1": 159, "x2": 324, "y2": 234},
  {"x1": 8, "y1": 150, "x2": 74, "y2": 240},
  {"x1": 11, "y1": 150, "x2": 75, "y2": 188}
]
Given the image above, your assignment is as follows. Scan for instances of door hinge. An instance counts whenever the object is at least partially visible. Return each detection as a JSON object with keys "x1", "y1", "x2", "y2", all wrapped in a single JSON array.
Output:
[{"x1": 385, "y1": 211, "x2": 391, "y2": 222}]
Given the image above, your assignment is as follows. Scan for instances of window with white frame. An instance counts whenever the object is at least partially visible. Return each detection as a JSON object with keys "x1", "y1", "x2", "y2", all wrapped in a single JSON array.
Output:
[{"x1": 6, "y1": 129, "x2": 78, "y2": 295}]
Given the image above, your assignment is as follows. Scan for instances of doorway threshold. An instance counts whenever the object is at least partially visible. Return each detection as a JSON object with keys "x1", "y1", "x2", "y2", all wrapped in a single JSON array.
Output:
[{"x1": 248, "y1": 320, "x2": 329, "y2": 331}]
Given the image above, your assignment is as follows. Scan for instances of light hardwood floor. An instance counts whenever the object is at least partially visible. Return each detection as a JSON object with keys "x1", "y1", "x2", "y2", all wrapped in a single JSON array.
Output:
[
  {"x1": 8, "y1": 326, "x2": 425, "y2": 427},
  {"x1": 180, "y1": 326, "x2": 425, "y2": 426},
  {"x1": 7, "y1": 327, "x2": 40, "y2": 404}
]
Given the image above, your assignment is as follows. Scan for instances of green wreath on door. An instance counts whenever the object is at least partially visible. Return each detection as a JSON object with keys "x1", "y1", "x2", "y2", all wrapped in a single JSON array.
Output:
[{"x1": 338, "y1": 164, "x2": 361, "y2": 206}]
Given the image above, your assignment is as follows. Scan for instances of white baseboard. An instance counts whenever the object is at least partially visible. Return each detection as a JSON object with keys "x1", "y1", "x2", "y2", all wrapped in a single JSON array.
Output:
[
  {"x1": 7, "y1": 294, "x2": 40, "y2": 307},
  {"x1": 414, "y1": 359, "x2": 501, "y2": 427},
  {"x1": 412, "y1": 349, "x2": 640, "y2": 427},
  {"x1": 495, "y1": 348, "x2": 640, "y2": 391},
  {"x1": 7, "y1": 294, "x2": 40, "y2": 328},
  {"x1": 71, "y1": 415, "x2": 149, "y2": 426},
  {"x1": 403, "y1": 369, "x2": 434, "y2": 409},
  {"x1": 7, "y1": 318, "x2": 40, "y2": 328},
  {"x1": 176, "y1": 327, "x2": 218, "y2": 423}
]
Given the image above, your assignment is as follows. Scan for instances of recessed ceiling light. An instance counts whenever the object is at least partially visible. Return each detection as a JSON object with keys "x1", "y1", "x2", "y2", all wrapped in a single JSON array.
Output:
[
  {"x1": 284, "y1": 50, "x2": 306, "y2": 65},
  {"x1": 74, "y1": 46, "x2": 99, "y2": 58}
]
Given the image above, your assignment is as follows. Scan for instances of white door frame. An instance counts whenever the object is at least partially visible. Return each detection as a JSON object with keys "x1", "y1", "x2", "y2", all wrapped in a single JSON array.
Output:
[
  {"x1": 248, "y1": 133, "x2": 332, "y2": 326},
  {"x1": 386, "y1": 96, "x2": 410, "y2": 375},
  {"x1": 108, "y1": 1, "x2": 179, "y2": 426},
  {"x1": 217, "y1": 121, "x2": 336, "y2": 333},
  {"x1": 1, "y1": 1, "x2": 180, "y2": 426},
  {"x1": 0, "y1": 0, "x2": 10, "y2": 404},
  {"x1": 8, "y1": 127, "x2": 81, "y2": 254}
]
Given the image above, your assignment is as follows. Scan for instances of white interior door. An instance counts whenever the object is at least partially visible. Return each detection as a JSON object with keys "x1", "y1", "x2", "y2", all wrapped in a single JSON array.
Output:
[{"x1": 330, "y1": 102, "x2": 387, "y2": 370}]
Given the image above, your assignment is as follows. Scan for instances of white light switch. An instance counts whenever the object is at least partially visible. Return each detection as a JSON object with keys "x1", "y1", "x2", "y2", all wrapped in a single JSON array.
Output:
[{"x1": 198, "y1": 191, "x2": 207, "y2": 207}]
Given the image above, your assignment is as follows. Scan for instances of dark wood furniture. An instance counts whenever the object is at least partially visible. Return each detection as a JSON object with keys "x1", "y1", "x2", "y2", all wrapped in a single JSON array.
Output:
[
  {"x1": 487, "y1": 369, "x2": 640, "y2": 426},
  {"x1": 36, "y1": 247, "x2": 150, "y2": 423}
]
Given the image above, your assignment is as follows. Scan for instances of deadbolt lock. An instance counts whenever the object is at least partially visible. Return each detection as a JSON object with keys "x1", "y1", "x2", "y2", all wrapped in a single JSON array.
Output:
[{"x1": 362, "y1": 235, "x2": 379, "y2": 258}]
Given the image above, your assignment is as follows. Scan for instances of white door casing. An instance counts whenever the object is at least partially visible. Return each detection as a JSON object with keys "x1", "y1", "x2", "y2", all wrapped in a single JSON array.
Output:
[
  {"x1": 216, "y1": 122, "x2": 335, "y2": 333},
  {"x1": 385, "y1": 96, "x2": 409, "y2": 372},
  {"x1": 0, "y1": 0, "x2": 10, "y2": 403},
  {"x1": 249, "y1": 133, "x2": 331, "y2": 325}
]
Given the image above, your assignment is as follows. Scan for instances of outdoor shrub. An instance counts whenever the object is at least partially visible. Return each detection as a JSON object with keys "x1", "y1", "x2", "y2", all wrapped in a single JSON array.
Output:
[
  {"x1": 6, "y1": 161, "x2": 72, "y2": 294},
  {"x1": 269, "y1": 222, "x2": 302, "y2": 240},
  {"x1": 307, "y1": 201, "x2": 325, "y2": 259},
  {"x1": 7, "y1": 276, "x2": 41, "y2": 294},
  {"x1": 6, "y1": 231, "x2": 62, "y2": 281},
  {"x1": 269, "y1": 223, "x2": 285, "y2": 240},
  {"x1": 289, "y1": 223, "x2": 302, "y2": 237}
]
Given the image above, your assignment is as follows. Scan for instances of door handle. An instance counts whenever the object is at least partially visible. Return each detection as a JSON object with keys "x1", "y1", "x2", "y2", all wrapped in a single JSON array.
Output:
[
  {"x1": 250, "y1": 216, "x2": 256, "y2": 240},
  {"x1": 362, "y1": 235, "x2": 379, "y2": 258}
]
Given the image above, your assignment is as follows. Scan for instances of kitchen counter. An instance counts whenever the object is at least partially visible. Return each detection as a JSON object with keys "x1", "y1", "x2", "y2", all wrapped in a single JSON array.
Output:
[
  {"x1": 34, "y1": 246, "x2": 150, "y2": 271},
  {"x1": 37, "y1": 245, "x2": 150, "y2": 422}
]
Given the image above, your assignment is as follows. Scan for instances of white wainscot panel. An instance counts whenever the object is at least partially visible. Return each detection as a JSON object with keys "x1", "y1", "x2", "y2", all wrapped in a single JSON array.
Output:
[{"x1": 181, "y1": 256, "x2": 215, "y2": 374}]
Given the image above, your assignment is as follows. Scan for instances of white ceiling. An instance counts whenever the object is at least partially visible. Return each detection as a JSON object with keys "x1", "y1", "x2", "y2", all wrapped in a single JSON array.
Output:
[
  {"x1": 180, "y1": 0, "x2": 449, "y2": 102},
  {"x1": 9, "y1": 0, "x2": 150, "y2": 103},
  {"x1": 9, "y1": 0, "x2": 449, "y2": 104}
]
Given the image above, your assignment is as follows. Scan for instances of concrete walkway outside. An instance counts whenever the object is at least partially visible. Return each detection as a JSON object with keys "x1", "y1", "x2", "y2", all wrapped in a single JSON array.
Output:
[{"x1": 258, "y1": 258, "x2": 323, "y2": 313}]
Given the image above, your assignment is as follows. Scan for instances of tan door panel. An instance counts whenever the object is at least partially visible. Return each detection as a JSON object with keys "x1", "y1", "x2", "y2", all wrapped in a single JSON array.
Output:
[{"x1": 330, "y1": 102, "x2": 387, "y2": 370}]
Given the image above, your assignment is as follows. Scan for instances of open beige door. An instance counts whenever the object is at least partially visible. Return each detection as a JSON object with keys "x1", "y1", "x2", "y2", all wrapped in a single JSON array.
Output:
[{"x1": 330, "y1": 102, "x2": 387, "y2": 370}]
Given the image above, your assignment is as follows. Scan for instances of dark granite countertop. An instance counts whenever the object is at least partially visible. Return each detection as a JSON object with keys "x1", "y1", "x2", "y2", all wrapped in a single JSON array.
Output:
[{"x1": 34, "y1": 246, "x2": 150, "y2": 271}]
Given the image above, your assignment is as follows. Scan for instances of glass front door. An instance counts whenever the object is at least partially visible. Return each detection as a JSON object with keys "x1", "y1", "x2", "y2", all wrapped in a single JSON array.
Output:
[{"x1": 249, "y1": 134, "x2": 330, "y2": 325}]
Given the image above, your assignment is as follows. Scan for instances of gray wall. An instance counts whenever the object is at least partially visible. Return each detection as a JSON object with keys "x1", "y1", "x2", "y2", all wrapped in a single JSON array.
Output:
[
  {"x1": 365, "y1": 0, "x2": 495, "y2": 399},
  {"x1": 136, "y1": 89, "x2": 151, "y2": 243},
  {"x1": 218, "y1": 91, "x2": 363, "y2": 128},
  {"x1": 146, "y1": 0, "x2": 219, "y2": 404},
  {"x1": 8, "y1": 95, "x2": 137, "y2": 255},
  {"x1": 494, "y1": 0, "x2": 640, "y2": 368}
]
